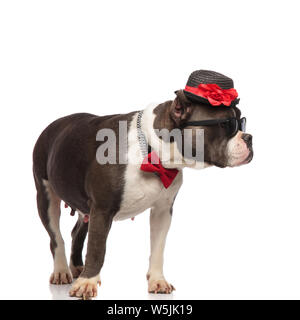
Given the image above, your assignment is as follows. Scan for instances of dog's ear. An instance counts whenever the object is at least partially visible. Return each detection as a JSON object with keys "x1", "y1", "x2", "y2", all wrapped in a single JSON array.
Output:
[{"x1": 170, "y1": 90, "x2": 193, "y2": 126}]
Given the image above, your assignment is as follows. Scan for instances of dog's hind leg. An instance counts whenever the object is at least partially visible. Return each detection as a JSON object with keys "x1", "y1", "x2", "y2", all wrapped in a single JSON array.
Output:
[
  {"x1": 36, "y1": 179, "x2": 72, "y2": 284},
  {"x1": 69, "y1": 216, "x2": 88, "y2": 278}
]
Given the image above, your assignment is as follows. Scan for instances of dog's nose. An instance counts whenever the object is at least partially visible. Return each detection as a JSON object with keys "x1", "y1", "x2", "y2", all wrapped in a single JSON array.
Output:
[{"x1": 242, "y1": 133, "x2": 252, "y2": 147}]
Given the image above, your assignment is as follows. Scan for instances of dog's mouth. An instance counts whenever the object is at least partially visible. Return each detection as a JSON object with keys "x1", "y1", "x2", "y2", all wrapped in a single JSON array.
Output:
[
  {"x1": 242, "y1": 148, "x2": 253, "y2": 164},
  {"x1": 233, "y1": 148, "x2": 253, "y2": 167},
  {"x1": 207, "y1": 147, "x2": 253, "y2": 168}
]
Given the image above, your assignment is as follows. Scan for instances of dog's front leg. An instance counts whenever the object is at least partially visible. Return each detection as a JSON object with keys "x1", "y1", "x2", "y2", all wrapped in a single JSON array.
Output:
[
  {"x1": 147, "y1": 203, "x2": 175, "y2": 294},
  {"x1": 69, "y1": 206, "x2": 113, "y2": 298}
]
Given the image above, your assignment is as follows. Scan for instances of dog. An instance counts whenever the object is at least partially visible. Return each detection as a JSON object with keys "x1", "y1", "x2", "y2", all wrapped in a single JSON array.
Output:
[{"x1": 33, "y1": 71, "x2": 253, "y2": 298}]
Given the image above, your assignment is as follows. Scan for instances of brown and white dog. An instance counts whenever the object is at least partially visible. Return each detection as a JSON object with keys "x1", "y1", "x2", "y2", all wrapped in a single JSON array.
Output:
[{"x1": 33, "y1": 89, "x2": 253, "y2": 298}]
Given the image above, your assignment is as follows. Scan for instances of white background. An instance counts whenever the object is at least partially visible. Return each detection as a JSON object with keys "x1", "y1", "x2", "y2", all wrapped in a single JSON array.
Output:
[{"x1": 0, "y1": 0, "x2": 299, "y2": 300}]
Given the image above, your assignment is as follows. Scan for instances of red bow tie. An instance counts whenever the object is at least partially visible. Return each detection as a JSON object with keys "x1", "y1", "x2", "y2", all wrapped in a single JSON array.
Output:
[{"x1": 140, "y1": 151, "x2": 179, "y2": 188}]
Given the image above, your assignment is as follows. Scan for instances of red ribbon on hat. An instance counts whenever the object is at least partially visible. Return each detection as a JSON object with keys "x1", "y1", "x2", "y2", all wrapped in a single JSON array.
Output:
[
  {"x1": 185, "y1": 83, "x2": 238, "y2": 106},
  {"x1": 140, "y1": 151, "x2": 178, "y2": 188}
]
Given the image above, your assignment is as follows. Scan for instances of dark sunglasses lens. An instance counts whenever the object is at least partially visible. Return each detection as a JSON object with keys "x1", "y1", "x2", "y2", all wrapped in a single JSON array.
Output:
[
  {"x1": 240, "y1": 117, "x2": 246, "y2": 132},
  {"x1": 227, "y1": 119, "x2": 238, "y2": 137}
]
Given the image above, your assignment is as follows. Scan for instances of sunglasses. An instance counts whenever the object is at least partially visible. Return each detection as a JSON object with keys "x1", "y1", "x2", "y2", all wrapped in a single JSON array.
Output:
[{"x1": 182, "y1": 117, "x2": 246, "y2": 138}]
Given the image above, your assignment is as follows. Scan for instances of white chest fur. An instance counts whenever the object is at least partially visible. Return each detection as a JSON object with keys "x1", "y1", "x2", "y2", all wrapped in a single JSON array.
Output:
[{"x1": 113, "y1": 111, "x2": 182, "y2": 221}]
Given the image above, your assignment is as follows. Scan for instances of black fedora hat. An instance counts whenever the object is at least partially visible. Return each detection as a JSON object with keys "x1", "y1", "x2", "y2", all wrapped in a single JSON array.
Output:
[{"x1": 183, "y1": 70, "x2": 239, "y2": 107}]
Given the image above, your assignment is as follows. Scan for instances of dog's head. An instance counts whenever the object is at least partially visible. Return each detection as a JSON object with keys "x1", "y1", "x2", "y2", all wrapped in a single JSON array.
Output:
[{"x1": 154, "y1": 90, "x2": 253, "y2": 168}]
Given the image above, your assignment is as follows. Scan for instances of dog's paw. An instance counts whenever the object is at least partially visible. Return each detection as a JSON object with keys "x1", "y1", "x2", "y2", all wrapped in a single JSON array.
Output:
[
  {"x1": 69, "y1": 264, "x2": 84, "y2": 279},
  {"x1": 69, "y1": 275, "x2": 101, "y2": 299},
  {"x1": 50, "y1": 270, "x2": 73, "y2": 285},
  {"x1": 148, "y1": 279, "x2": 175, "y2": 294}
]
